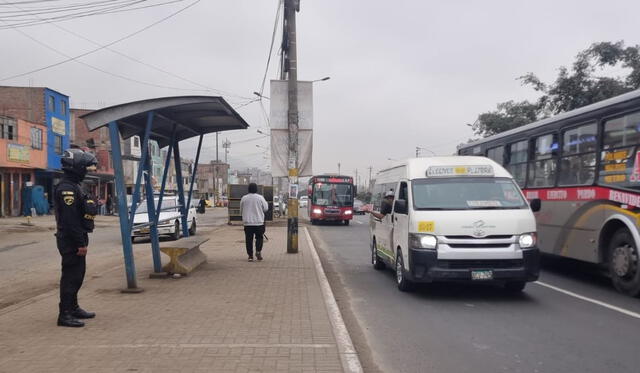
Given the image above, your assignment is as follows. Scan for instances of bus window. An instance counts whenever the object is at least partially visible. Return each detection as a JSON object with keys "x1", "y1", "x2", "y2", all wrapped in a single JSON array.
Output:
[
  {"x1": 487, "y1": 146, "x2": 504, "y2": 165},
  {"x1": 505, "y1": 140, "x2": 528, "y2": 187},
  {"x1": 600, "y1": 112, "x2": 640, "y2": 189},
  {"x1": 527, "y1": 134, "x2": 558, "y2": 187},
  {"x1": 559, "y1": 122, "x2": 597, "y2": 186}
]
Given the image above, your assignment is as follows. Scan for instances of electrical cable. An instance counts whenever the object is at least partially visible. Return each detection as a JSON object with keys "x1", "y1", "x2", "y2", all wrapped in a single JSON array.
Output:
[{"x1": 0, "y1": 0, "x2": 201, "y2": 83}]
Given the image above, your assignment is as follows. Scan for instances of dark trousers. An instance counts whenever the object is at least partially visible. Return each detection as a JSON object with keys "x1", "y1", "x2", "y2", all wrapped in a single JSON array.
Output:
[
  {"x1": 244, "y1": 225, "x2": 265, "y2": 257},
  {"x1": 57, "y1": 236, "x2": 86, "y2": 314}
]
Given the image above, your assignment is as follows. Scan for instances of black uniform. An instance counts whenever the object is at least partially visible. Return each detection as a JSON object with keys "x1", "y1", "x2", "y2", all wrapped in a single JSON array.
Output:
[{"x1": 54, "y1": 175, "x2": 96, "y2": 315}]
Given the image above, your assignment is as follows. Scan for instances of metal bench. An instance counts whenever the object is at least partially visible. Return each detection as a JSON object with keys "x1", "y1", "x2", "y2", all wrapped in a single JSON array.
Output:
[{"x1": 159, "y1": 237, "x2": 209, "y2": 275}]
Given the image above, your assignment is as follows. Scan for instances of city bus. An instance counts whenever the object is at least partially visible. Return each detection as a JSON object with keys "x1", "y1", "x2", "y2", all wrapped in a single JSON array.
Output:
[
  {"x1": 308, "y1": 175, "x2": 355, "y2": 225},
  {"x1": 458, "y1": 89, "x2": 640, "y2": 296}
]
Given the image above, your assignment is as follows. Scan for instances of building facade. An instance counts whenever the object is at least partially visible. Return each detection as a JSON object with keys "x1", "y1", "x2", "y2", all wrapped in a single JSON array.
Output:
[
  {"x1": 196, "y1": 161, "x2": 229, "y2": 203},
  {"x1": 0, "y1": 86, "x2": 70, "y2": 216}
]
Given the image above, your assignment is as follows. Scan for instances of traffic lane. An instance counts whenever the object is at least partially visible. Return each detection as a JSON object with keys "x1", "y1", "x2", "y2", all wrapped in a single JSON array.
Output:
[{"x1": 309, "y1": 214, "x2": 640, "y2": 373}]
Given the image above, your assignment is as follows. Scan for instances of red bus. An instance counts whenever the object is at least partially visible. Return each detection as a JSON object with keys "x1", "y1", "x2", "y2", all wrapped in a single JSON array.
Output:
[{"x1": 308, "y1": 175, "x2": 355, "y2": 225}]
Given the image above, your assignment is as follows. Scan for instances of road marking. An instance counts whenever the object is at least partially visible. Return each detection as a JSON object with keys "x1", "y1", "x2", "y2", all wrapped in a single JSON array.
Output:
[
  {"x1": 304, "y1": 227, "x2": 363, "y2": 373},
  {"x1": 535, "y1": 281, "x2": 640, "y2": 320},
  {"x1": 355, "y1": 220, "x2": 364, "y2": 225}
]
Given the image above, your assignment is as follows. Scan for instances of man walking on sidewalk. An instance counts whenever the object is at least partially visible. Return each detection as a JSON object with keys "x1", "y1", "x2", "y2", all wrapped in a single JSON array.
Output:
[{"x1": 240, "y1": 183, "x2": 269, "y2": 262}]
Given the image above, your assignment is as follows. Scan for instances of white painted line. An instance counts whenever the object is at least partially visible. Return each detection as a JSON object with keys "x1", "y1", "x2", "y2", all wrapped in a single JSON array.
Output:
[
  {"x1": 304, "y1": 227, "x2": 364, "y2": 373},
  {"x1": 355, "y1": 220, "x2": 364, "y2": 225},
  {"x1": 535, "y1": 281, "x2": 640, "y2": 320}
]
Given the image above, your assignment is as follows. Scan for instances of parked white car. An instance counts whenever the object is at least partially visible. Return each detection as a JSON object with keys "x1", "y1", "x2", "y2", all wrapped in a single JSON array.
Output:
[
  {"x1": 299, "y1": 195, "x2": 308, "y2": 207},
  {"x1": 131, "y1": 196, "x2": 197, "y2": 242}
]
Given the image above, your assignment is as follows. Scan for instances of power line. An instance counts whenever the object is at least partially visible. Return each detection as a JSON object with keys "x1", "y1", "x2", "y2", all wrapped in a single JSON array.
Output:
[
  {"x1": 258, "y1": 0, "x2": 282, "y2": 97},
  {"x1": 0, "y1": 0, "x2": 201, "y2": 83},
  {"x1": 2, "y1": 0, "x2": 251, "y2": 100}
]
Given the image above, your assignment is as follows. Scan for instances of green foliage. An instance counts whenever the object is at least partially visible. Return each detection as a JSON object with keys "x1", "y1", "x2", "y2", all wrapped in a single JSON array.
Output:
[{"x1": 472, "y1": 41, "x2": 640, "y2": 138}]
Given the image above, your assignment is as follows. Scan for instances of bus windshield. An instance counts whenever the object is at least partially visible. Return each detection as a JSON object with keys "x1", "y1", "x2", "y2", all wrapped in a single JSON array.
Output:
[
  {"x1": 412, "y1": 177, "x2": 527, "y2": 210},
  {"x1": 312, "y1": 183, "x2": 353, "y2": 207}
]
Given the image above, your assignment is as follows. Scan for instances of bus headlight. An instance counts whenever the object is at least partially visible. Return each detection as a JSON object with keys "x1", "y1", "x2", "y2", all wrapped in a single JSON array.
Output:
[
  {"x1": 312, "y1": 208, "x2": 322, "y2": 214},
  {"x1": 409, "y1": 233, "x2": 437, "y2": 249},
  {"x1": 518, "y1": 233, "x2": 537, "y2": 248},
  {"x1": 344, "y1": 210, "x2": 352, "y2": 215}
]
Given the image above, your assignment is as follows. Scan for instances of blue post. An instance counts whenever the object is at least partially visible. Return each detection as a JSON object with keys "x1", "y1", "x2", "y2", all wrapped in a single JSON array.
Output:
[
  {"x1": 154, "y1": 124, "x2": 176, "y2": 225},
  {"x1": 173, "y1": 140, "x2": 189, "y2": 237},
  {"x1": 184, "y1": 134, "x2": 204, "y2": 237},
  {"x1": 128, "y1": 111, "x2": 154, "y2": 230},
  {"x1": 108, "y1": 121, "x2": 140, "y2": 291},
  {"x1": 143, "y1": 149, "x2": 163, "y2": 273}
]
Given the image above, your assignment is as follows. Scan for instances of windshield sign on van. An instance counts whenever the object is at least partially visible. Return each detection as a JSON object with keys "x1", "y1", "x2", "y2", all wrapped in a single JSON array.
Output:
[{"x1": 426, "y1": 165, "x2": 494, "y2": 177}]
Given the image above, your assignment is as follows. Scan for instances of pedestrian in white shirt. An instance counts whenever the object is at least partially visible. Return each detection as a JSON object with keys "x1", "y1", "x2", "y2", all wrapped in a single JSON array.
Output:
[{"x1": 240, "y1": 183, "x2": 269, "y2": 262}]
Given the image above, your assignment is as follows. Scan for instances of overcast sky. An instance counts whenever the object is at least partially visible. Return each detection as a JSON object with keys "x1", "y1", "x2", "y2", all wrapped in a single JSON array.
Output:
[{"x1": 1, "y1": 0, "x2": 638, "y2": 181}]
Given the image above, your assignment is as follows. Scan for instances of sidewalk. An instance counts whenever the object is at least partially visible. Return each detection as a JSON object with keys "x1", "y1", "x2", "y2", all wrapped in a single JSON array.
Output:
[
  {"x1": 0, "y1": 214, "x2": 119, "y2": 234},
  {"x1": 0, "y1": 224, "x2": 356, "y2": 373}
]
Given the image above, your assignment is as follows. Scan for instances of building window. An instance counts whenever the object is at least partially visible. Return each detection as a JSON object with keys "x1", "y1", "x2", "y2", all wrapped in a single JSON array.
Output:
[
  {"x1": 133, "y1": 136, "x2": 140, "y2": 148},
  {"x1": 54, "y1": 135, "x2": 63, "y2": 155},
  {"x1": 30, "y1": 127, "x2": 43, "y2": 149},
  {"x1": 48, "y1": 96, "x2": 55, "y2": 112},
  {"x1": 60, "y1": 100, "x2": 67, "y2": 115},
  {"x1": 559, "y1": 122, "x2": 597, "y2": 186},
  {"x1": 0, "y1": 116, "x2": 16, "y2": 140},
  {"x1": 527, "y1": 134, "x2": 559, "y2": 187}
]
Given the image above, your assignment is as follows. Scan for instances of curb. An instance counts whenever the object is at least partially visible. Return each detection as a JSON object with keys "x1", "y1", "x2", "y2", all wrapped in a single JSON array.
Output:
[{"x1": 303, "y1": 227, "x2": 364, "y2": 373}]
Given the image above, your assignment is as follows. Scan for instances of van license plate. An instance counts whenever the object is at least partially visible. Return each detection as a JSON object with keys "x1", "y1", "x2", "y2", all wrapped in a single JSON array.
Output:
[
  {"x1": 471, "y1": 270, "x2": 493, "y2": 280},
  {"x1": 140, "y1": 228, "x2": 150, "y2": 234}
]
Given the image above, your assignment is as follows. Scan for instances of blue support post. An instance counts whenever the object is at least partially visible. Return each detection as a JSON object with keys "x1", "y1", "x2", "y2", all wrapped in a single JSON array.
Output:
[
  {"x1": 154, "y1": 124, "x2": 176, "y2": 226},
  {"x1": 143, "y1": 149, "x2": 163, "y2": 274},
  {"x1": 108, "y1": 121, "x2": 141, "y2": 292},
  {"x1": 128, "y1": 111, "x2": 154, "y2": 230},
  {"x1": 184, "y1": 134, "x2": 204, "y2": 237},
  {"x1": 173, "y1": 140, "x2": 189, "y2": 237}
]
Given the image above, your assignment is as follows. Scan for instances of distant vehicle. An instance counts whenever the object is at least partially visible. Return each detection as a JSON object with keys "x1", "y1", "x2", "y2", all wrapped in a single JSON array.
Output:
[
  {"x1": 353, "y1": 199, "x2": 365, "y2": 215},
  {"x1": 131, "y1": 196, "x2": 197, "y2": 242},
  {"x1": 370, "y1": 157, "x2": 540, "y2": 292},
  {"x1": 308, "y1": 175, "x2": 355, "y2": 225},
  {"x1": 299, "y1": 195, "x2": 308, "y2": 207},
  {"x1": 204, "y1": 199, "x2": 213, "y2": 208}
]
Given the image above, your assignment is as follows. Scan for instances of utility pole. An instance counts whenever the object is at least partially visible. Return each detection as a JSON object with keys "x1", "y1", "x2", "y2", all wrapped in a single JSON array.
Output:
[
  {"x1": 222, "y1": 138, "x2": 230, "y2": 164},
  {"x1": 216, "y1": 132, "x2": 219, "y2": 162},
  {"x1": 284, "y1": 0, "x2": 299, "y2": 253},
  {"x1": 355, "y1": 169, "x2": 358, "y2": 188},
  {"x1": 368, "y1": 166, "x2": 373, "y2": 191},
  {"x1": 416, "y1": 147, "x2": 419, "y2": 157},
  {"x1": 338, "y1": 162, "x2": 341, "y2": 175}
]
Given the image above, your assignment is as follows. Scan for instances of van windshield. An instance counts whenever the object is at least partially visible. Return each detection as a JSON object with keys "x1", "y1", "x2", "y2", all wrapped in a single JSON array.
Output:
[
  {"x1": 411, "y1": 177, "x2": 528, "y2": 210},
  {"x1": 136, "y1": 199, "x2": 177, "y2": 214}
]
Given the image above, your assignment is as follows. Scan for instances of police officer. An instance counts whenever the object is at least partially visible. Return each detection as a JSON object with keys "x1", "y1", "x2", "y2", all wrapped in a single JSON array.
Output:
[{"x1": 54, "y1": 149, "x2": 98, "y2": 327}]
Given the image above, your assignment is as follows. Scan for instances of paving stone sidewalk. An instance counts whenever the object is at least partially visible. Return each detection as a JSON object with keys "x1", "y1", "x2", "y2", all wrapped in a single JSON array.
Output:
[{"x1": 0, "y1": 225, "x2": 345, "y2": 373}]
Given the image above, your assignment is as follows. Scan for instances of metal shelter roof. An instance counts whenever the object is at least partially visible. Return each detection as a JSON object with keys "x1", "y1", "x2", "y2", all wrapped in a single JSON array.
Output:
[{"x1": 81, "y1": 96, "x2": 249, "y2": 147}]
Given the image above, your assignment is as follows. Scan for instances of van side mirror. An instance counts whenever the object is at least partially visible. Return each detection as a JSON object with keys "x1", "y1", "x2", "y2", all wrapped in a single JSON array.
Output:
[
  {"x1": 394, "y1": 199, "x2": 408, "y2": 214},
  {"x1": 530, "y1": 198, "x2": 541, "y2": 212}
]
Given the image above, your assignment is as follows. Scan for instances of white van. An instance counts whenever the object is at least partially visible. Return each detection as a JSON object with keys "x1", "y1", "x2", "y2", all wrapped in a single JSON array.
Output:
[{"x1": 370, "y1": 157, "x2": 541, "y2": 292}]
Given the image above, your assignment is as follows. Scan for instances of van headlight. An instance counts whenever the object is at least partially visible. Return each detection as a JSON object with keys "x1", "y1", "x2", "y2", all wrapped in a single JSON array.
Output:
[
  {"x1": 518, "y1": 233, "x2": 537, "y2": 248},
  {"x1": 409, "y1": 233, "x2": 437, "y2": 249}
]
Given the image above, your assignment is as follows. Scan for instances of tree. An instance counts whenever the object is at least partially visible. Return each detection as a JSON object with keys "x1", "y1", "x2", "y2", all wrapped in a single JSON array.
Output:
[{"x1": 471, "y1": 41, "x2": 640, "y2": 138}]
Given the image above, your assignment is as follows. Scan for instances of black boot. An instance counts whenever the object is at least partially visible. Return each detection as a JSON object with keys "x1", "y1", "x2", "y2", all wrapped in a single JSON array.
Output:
[
  {"x1": 57, "y1": 312, "x2": 84, "y2": 327},
  {"x1": 72, "y1": 307, "x2": 96, "y2": 319}
]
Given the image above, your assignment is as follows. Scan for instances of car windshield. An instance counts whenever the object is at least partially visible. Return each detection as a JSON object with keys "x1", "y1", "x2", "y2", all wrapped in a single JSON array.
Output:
[
  {"x1": 136, "y1": 199, "x2": 177, "y2": 214},
  {"x1": 411, "y1": 177, "x2": 527, "y2": 210},
  {"x1": 312, "y1": 183, "x2": 353, "y2": 207}
]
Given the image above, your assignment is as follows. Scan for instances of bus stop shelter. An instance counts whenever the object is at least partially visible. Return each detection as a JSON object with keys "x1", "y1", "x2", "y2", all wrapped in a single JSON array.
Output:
[{"x1": 81, "y1": 96, "x2": 249, "y2": 291}]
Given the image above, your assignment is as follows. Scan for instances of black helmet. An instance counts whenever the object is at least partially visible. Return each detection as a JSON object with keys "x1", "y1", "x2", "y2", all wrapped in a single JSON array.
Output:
[{"x1": 61, "y1": 149, "x2": 98, "y2": 178}]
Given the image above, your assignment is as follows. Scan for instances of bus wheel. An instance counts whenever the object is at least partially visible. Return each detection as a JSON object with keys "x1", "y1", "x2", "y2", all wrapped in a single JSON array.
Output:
[
  {"x1": 311, "y1": 219, "x2": 317, "y2": 225},
  {"x1": 372, "y1": 239, "x2": 385, "y2": 270},
  {"x1": 504, "y1": 281, "x2": 526, "y2": 293},
  {"x1": 396, "y1": 249, "x2": 413, "y2": 292},
  {"x1": 344, "y1": 220, "x2": 350, "y2": 226},
  {"x1": 608, "y1": 228, "x2": 640, "y2": 297}
]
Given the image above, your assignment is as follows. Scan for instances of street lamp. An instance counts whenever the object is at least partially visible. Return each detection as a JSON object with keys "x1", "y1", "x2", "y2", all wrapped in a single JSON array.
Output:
[
  {"x1": 387, "y1": 157, "x2": 398, "y2": 161},
  {"x1": 257, "y1": 129, "x2": 270, "y2": 136},
  {"x1": 253, "y1": 92, "x2": 270, "y2": 100},
  {"x1": 416, "y1": 146, "x2": 436, "y2": 157},
  {"x1": 311, "y1": 76, "x2": 331, "y2": 83}
]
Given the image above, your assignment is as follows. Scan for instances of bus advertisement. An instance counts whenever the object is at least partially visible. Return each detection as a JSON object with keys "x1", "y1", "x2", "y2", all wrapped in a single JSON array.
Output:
[
  {"x1": 458, "y1": 89, "x2": 640, "y2": 296},
  {"x1": 308, "y1": 175, "x2": 355, "y2": 226}
]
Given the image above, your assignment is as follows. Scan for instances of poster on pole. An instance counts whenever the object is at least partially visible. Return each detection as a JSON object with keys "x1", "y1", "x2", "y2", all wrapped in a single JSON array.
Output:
[{"x1": 270, "y1": 80, "x2": 313, "y2": 177}]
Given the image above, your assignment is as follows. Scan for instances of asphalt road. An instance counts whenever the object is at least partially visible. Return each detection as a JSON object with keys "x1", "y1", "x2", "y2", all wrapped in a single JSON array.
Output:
[{"x1": 306, "y1": 211, "x2": 640, "y2": 373}]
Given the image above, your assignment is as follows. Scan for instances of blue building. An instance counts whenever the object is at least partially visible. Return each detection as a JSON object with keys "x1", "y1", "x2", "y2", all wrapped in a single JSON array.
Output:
[{"x1": 44, "y1": 88, "x2": 71, "y2": 171}]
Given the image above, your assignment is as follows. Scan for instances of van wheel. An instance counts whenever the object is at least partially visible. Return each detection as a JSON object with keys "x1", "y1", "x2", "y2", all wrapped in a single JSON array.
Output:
[
  {"x1": 189, "y1": 219, "x2": 196, "y2": 236},
  {"x1": 608, "y1": 228, "x2": 640, "y2": 297},
  {"x1": 396, "y1": 249, "x2": 413, "y2": 292},
  {"x1": 504, "y1": 281, "x2": 526, "y2": 293},
  {"x1": 171, "y1": 220, "x2": 180, "y2": 241},
  {"x1": 372, "y1": 239, "x2": 385, "y2": 270},
  {"x1": 131, "y1": 236, "x2": 136, "y2": 244}
]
